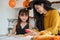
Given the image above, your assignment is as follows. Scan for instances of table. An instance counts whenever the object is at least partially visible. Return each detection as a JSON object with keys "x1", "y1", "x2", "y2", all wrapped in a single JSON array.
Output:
[
  {"x1": 0, "y1": 35, "x2": 33, "y2": 40},
  {"x1": 0, "y1": 35, "x2": 60, "y2": 40}
]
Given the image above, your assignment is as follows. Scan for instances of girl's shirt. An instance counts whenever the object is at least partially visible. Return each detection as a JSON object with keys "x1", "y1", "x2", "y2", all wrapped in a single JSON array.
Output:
[{"x1": 16, "y1": 24, "x2": 29, "y2": 35}]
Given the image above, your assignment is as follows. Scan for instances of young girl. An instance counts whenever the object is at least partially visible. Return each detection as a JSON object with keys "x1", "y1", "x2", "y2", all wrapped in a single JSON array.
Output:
[{"x1": 12, "y1": 8, "x2": 31, "y2": 35}]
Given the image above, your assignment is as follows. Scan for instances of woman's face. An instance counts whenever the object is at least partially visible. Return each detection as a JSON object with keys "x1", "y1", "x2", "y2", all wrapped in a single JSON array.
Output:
[
  {"x1": 19, "y1": 13, "x2": 28, "y2": 22},
  {"x1": 34, "y1": 4, "x2": 44, "y2": 14}
]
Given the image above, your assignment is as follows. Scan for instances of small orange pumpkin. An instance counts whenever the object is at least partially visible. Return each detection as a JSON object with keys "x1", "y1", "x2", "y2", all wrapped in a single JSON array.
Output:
[
  {"x1": 53, "y1": 36, "x2": 60, "y2": 40},
  {"x1": 26, "y1": 0, "x2": 30, "y2": 2},
  {"x1": 9, "y1": 0, "x2": 16, "y2": 8},
  {"x1": 23, "y1": 0, "x2": 30, "y2": 8}
]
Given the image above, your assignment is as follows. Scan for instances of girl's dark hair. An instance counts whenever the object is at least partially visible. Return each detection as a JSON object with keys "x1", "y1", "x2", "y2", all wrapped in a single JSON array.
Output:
[
  {"x1": 29, "y1": 0, "x2": 54, "y2": 31},
  {"x1": 17, "y1": 8, "x2": 29, "y2": 26}
]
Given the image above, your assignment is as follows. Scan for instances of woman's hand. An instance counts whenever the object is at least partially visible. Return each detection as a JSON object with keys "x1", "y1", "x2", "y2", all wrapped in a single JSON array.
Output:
[{"x1": 38, "y1": 31, "x2": 52, "y2": 35}]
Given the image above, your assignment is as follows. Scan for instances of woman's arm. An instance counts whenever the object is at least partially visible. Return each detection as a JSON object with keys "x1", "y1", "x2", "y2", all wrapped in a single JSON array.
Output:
[{"x1": 39, "y1": 10, "x2": 59, "y2": 35}]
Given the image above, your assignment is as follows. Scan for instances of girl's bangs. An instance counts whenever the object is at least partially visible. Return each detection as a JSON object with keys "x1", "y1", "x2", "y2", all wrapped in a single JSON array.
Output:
[{"x1": 20, "y1": 12, "x2": 29, "y2": 16}]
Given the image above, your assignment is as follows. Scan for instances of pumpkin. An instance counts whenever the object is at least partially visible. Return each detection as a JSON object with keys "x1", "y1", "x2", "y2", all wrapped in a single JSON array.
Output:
[
  {"x1": 9, "y1": 0, "x2": 16, "y2": 8},
  {"x1": 53, "y1": 36, "x2": 60, "y2": 40},
  {"x1": 23, "y1": 0, "x2": 30, "y2": 8}
]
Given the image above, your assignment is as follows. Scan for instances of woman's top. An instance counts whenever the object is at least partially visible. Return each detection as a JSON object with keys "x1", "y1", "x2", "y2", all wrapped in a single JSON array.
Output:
[{"x1": 44, "y1": 10, "x2": 59, "y2": 34}]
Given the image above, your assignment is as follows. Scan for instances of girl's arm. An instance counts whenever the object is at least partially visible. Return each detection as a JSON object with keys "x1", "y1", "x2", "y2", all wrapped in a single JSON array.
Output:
[{"x1": 11, "y1": 22, "x2": 17, "y2": 35}]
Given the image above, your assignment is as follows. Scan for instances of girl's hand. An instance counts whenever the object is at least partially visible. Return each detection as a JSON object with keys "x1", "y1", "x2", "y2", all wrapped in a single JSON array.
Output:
[
  {"x1": 7, "y1": 34, "x2": 15, "y2": 36},
  {"x1": 25, "y1": 29, "x2": 31, "y2": 33}
]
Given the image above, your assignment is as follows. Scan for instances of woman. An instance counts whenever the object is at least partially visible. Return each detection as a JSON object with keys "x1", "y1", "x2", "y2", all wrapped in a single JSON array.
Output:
[{"x1": 32, "y1": 0, "x2": 60, "y2": 35}]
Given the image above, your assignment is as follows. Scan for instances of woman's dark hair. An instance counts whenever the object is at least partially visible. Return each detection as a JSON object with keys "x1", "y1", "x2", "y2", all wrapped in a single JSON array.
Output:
[
  {"x1": 17, "y1": 8, "x2": 29, "y2": 26},
  {"x1": 33, "y1": 0, "x2": 54, "y2": 11},
  {"x1": 29, "y1": 0, "x2": 54, "y2": 31},
  {"x1": 33, "y1": 7, "x2": 44, "y2": 31}
]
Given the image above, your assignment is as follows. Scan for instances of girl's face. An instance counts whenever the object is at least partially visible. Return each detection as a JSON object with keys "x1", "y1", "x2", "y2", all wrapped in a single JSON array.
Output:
[
  {"x1": 19, "y1": 13, "x2": 28, "y2": 22},
  {"x1": 34, "y1": 4, "x2": 44, "y2": 14}
]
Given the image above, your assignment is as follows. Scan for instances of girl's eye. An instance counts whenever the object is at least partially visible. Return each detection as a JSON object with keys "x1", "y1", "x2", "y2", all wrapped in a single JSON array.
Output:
[
  {"x1": 20, "y1": 15, "x2": 24, "y2": 16},
  {"x1": 20, "y1": 14, "x2": 24, "y2": 16}
]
